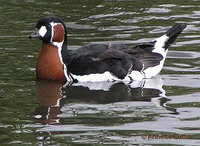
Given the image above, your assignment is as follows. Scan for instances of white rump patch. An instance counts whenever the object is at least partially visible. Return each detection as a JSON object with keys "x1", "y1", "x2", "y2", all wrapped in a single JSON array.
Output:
[
  {"x1": 153, "y1": 34, "x2": 169, "y2": 55},
  {"x1": 142, "y1": 34, "x2": 170, "y2": 78},
  {"x1": 39, "y1": 26, "x2": 47, "y2": 37}
]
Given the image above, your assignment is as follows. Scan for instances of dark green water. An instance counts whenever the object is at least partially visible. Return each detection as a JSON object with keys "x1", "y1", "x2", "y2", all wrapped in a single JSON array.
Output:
[{"x1": 0, "y1": 0, "x2": 200, "y2": 145}]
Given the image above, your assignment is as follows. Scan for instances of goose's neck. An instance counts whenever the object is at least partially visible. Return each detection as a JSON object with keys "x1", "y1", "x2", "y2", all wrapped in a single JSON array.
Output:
[
  {"x1": 36, "y1": 43, "x2": 67, "y2": 82},
  {"x1": 54, "y1": 41, "x2": 73, "y2": 82}
]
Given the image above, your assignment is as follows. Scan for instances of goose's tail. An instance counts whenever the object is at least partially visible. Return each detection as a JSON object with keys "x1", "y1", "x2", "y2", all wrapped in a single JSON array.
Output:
[
  {"x1": 164, "y1": 23, "x2": 187, "y2": 49},
  {"x1": 143, "y1": 24, "x2": 186, "y2": 78},
  {"x1": 153, "y1": 24, "x2": 187, "y2": 55}
]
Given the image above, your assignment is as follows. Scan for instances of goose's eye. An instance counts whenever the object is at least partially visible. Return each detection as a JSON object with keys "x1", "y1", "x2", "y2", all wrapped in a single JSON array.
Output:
[{"x1": 47, "y1": 24, "x2": 51, "y2": 28}]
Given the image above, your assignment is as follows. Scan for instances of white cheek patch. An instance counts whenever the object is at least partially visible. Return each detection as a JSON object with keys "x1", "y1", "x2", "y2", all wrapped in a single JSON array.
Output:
[{"x1": 39, "y1": 26, "x2": 47, "y2": 37}]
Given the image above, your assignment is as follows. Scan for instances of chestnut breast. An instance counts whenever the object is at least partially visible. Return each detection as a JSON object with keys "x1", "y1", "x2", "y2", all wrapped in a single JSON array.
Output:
[{"x1": 36, "y1": 44, "x2": 66, "y2": 82}]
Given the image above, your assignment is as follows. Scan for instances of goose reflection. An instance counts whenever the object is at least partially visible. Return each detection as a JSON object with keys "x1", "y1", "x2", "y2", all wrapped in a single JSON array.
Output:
[
  {"x1": 62, "y1": 75, "x2": 166, "y2": 103},
  {"x1": 30, "y1": 80, "x2": 63, "y2": 124},
  {"x1": 30, "y1": 75, "x2": 177, "y2": 124}
]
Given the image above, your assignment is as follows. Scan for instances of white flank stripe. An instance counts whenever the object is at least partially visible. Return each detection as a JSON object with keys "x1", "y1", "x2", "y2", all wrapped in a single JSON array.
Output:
[
  {"x1": 72, "y1": 71, "x2": 119, "y2": 82},
  {"x1": 70, "y1": 70, "x2": 145, "y2": 82},
  {"x1": 72, "y1": 81, "x2": 119, "y2": 91},
  {"x1": 128, "y1": 71, "x2": 144, "y2": 81}
]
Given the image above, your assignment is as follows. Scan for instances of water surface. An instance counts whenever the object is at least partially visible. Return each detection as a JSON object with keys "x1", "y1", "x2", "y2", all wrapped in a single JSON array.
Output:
[{"x1": 0, "y1": 0, "x2": 200, "y2": 145}]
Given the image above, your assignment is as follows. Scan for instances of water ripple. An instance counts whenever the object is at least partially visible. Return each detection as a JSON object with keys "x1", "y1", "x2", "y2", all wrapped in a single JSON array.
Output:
[
  {"x1": 89, "y1": 12, "x2": 136, "y2": 19},
  {"x1": 145, "y1": 8, "x2": 171, "y2": 13},
  {"x1": 167, "y1": 51, "x2": 200, "y2": 59}
]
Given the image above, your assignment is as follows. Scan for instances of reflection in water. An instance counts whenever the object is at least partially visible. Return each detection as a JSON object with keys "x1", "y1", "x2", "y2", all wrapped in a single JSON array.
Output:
[
  {"x1": 1, "y1": 0, "x2": 200, "y2": 144},
  {"x1": 30, "y1": 80, "x2": 63, "y2": 124},
  {"x1": 29, "y1": 75, "x2": 177, "y2": 125}
]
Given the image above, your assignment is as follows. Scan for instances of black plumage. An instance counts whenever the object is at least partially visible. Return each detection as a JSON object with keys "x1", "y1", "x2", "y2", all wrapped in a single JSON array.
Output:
[
  {"x1": 30, "y1": 16, "x2": 187, "y2": 82},
  {"x1": 67, "y1": 43, "x2": 161, "y2": 79}
]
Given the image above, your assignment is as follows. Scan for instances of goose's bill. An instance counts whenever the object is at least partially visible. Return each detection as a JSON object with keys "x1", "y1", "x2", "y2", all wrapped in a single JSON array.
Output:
[{"x1": 29, "y1": 29, "x2": 41, "y2": 39}]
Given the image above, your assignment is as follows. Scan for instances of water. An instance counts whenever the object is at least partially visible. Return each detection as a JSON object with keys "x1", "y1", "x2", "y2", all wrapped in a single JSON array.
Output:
[{"x1": 0, "y1": 0, "x2": 200, "y2": 145}]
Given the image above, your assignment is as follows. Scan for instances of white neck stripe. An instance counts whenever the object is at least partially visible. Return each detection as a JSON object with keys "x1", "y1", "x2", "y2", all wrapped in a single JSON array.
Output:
[
  {"x1": 50, "y1": 22, "x2": 73, "y2": 82},
  {"x1": 50, "y1": 22, "x2": 58, "y2": 42}
]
